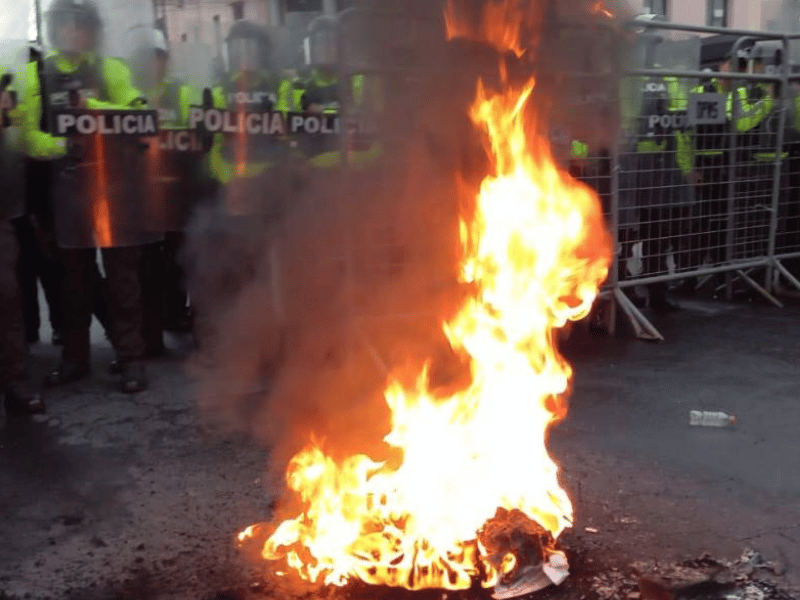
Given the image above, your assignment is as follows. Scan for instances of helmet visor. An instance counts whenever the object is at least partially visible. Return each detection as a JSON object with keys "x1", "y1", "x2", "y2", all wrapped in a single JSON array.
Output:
[
  {"x1": 227, "y1": 37, "x2": 263, "y2": 73},
  {"x1": 130, "y1": 46, "x2": 168, "y2": 89},
  {"x1": 49, "y1": 10, "x2": 98, "y2": 53},
  {"x1": 308, "y1": 29, "x2": 337, "y2": 66}
]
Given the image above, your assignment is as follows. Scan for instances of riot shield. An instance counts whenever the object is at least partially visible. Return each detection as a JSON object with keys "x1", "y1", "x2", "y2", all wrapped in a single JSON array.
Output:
[
  {"x1": 654, "y1": 36, "x2": 701, "y2": 71},
  {"x1": 620, "y1": 33, "x2": 661, "y2": 134},
  {"x1": 168, "y1": 23, "x2": 215, "y2": 93},
  {"x1": 126, "y1": 26, "x2": 212, "y2": 232},
  {"x1": 199, "y1": 17, "x2": 296, "y2": 218},
  {"x1": 284, "y1": 10, "x2": 385, "y2": 172},
  {"x1": 656, "y1": 36, "x2": 701, "y2": 110},
  {"x1": 51, "y1": 111, "x2": 163, "y2": 248},
  {"x1": 42, "y1": 0, "x2": 164, "y2": 248},
  {"x1": 0, "y1": 39, "x2": 28, "y2": 221}
]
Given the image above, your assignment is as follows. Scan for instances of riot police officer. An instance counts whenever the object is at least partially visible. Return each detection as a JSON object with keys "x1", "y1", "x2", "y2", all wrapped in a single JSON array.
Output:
[
  {"x1": 689, "y1": 66, "x2": 729, "y2": 267},
  {"x1": 726, "y1": 43, "x2": 777, "y2": 264},
  {"x1": 128, "y1": 28, "x2": 200, "y2": 358},
  {"x1": 206, "y1": 20, "x2": 286, "y2": 204},
  {"x1": 623, "y1": 31, "x2": 694, "y2": 310},
  {"x1": 1, "y1": 44, "x2": 45, "y2": 417},
  {"x1": 190, "y1": 20, "x2": 287, "y2": 362},
  {"x1": 286, "y1": 14, "x2": 382, "y2": 169},
  {"x1": 25, "y1": 0, "x2": 153, "y2": 392}
]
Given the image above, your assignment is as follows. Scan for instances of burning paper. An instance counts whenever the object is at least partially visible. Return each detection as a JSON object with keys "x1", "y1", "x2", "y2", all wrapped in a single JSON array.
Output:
[{"x1": 239, "y1": 0, "x2": 612, "y2": 592}]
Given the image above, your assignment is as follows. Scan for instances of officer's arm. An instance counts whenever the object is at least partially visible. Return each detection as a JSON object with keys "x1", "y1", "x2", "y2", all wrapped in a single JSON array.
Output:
[
  {"x1": 275, "y1": 78, "x2": 293, "y2": 114},
  {"x1": 571, "y1": 140, "x2": 589, "y2": 159},
  {"x1": 675, "y1": 130, "x2": 694, "y2": 176},
  {"x1": 734, "y1": 85, "x2": 773, "y2": 132},
  {"x1": 352, "y1": 74, "x2": 364, "y2": 106},
  {"x1": 206, "y1": 85, "x2": 231, "y2": 184},
  {"x1": 795, "y1": 94, "x2": 800, "y2": 132},
  {"x1": 179, "y1": 84, "x2": 194, "y2": 125},
  {"x1": 666, "y1": 76, "x2": 688, "y2": 112},
  {"x1": 22, "y1": 61, "x2": 67, "y2": 159},
  {"x1": 87, "y1": 58, "x2": 146, "y2": 110},
  {"x1": 211, "y1": 86, "x2": 226, "y2": 109}
]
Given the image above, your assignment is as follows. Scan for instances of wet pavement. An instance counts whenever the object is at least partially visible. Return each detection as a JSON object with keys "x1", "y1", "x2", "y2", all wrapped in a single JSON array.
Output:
[{"x1": 1, "y1": 296, "x2": 799, "y2": 599}]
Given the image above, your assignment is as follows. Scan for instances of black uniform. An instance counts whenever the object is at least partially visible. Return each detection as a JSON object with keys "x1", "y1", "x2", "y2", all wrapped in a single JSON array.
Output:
[
  {"x1": 34, "y1": 52, "x2": 153, "y2": 392},
  {"x1": 0, "y1": 62, "x2": 44, "y2": 415}
]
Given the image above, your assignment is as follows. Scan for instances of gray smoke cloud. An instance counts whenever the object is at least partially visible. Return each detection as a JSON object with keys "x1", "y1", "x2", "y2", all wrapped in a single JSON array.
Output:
[{"x1": 185, "y1": 0, "x2": 637, "y2": 487}]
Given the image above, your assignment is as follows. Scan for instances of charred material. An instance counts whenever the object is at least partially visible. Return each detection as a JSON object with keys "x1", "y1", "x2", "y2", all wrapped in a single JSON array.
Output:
[{"x1": 478, "y1": 508, "x2": 556, "y2": 585}]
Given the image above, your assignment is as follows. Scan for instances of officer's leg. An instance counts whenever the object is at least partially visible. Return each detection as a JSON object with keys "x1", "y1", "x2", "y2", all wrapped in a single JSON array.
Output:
[
  {"x1": 640, "y1": 206, "x2": 664, "y2": 301},
  {"x1": 782, "y1": 155, "x2": 800, "y2": 274},
  {"x1": 46, "y1": 247, "x2": 94, "y2": 385},
  {"x1": 38, "y1": 241, "x2": 65, "y2": 344},
  {"x1": 190, "y1": 215, "x2": 251, "y2": 356},
  {"x1": 163, "y1": 231, "x2": 190, "y2": 332},
  {"x1": 694, "y1": 156, "x2": 712, "y2": 267},
  {"x1": 102, "y1": 245, "x2": 147, "y2": 393},
  {"x1": 13, "y1": 216, "x2": 41, "y2": 344},
  {"x1": 643, "y1": 203, "x2": 677, "y2": 310},
  {"x1": 140, "y1": 241, "x2": 166, "y2": 356},
  {"x1": 90, "y1": 258, "x2": 110, "y2": 337},
  {"x1": 0, "y1": 220, "x2": 45, "y2": 414}
]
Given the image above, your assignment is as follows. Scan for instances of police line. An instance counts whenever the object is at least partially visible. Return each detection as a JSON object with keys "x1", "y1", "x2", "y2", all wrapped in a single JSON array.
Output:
[
  {"x1": 188, "y1": 109, "x2": 341, "y2": 135},
  {"x1": 53, "y1": 108, "x2": 349, "y2": 137}
]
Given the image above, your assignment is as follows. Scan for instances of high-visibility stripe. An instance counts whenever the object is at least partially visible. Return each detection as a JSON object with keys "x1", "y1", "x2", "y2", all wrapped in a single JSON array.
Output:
[{"x1": 754, "y1": 152, "x2": 788, "y2": 162}]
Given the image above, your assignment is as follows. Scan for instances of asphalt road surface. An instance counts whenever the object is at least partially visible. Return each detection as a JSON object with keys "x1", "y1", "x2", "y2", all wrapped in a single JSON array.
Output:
[{"x1": 2, "y1": 295, "x2": 799, "y2": 599}]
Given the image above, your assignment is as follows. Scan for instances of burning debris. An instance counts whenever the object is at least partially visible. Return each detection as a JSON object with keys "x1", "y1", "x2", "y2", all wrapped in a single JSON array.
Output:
[
  {"x1": 238, "y1": 0, "x2": 612, "y2": 594},
  {"x1": 232, "y1": 542, "x2": 798, "y2": 600},
  {"x1": 479, "y1": 508, "x2": 569, "y2": 598}
]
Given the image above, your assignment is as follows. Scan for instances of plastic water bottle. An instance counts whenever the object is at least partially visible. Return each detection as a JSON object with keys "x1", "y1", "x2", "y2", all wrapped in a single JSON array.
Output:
[{"x1": 689, "y1": 410, "x2": 736, "y2": 427}]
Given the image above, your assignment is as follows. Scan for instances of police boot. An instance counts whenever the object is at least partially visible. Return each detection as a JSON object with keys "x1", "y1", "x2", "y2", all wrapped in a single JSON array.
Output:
[
  {"x1": 44, "y1": 360, "x2": 91, "y2": 387},
  {"x1": 46, "y1": 328, "x2": 92, "y2": 386},
  {"x1": 648, "y1": 282, "x2": 680, "y2": 312},
  {"x1": 4, "y1": 380, "x2": 46, "y2": 415},
  {"x1": 120, "y1": 363, "x2": 148, "y2": 394}
]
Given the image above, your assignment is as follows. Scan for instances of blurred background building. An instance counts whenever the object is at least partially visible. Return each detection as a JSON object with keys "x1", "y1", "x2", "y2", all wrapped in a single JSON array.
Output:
[{"x1": 631, "y1": 0, "x2": 800, "y2": 32}]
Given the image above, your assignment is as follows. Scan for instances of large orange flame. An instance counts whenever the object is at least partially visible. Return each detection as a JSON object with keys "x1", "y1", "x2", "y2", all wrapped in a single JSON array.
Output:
[{"x1": 241, "y1": 0, "x2": 612, "y2": 591}]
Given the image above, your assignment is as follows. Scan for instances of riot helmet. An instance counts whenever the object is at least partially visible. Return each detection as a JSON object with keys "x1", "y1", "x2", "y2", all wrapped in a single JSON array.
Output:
[
  {"x1": 748, "y1": 40, "x2": 783, "y2": 75},
  {"x1": 128, "y1": 27, "x2": 169, "y2": 90},
  {"x1": 225, "y1": 20, "x2": 271, "y2": 74},
  {"x1": 46, "y1": 0, "x2": 102, "y2": 56},
  {"x1": 304, "y1": 15, "x2": 338, "y2": 68}
]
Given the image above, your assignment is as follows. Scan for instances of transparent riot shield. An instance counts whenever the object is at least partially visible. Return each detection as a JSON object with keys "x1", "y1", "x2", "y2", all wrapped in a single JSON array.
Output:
[
  {"x1": 195, "y1": 17, "x2": 296, "y2": 219},
  {"x1": 619, "y1": 32, "x2": 661, "y2": 134},
  {"x1": 0, "y1": 39, "x2": 28, "y2": 221},
  {"x1": 168, "y1": 21, "x2": 215, "y2": 93},
  {"x1": 545, "y1": 21, "x2": 620, "y2": 161},
  {"x1": 654, "y1": 35, "x2": 701, "y2": 93},
  {"x1": 125, "y1": 26, "x2": 212, "y2": 232},
  {"x1": 51, "y1": 117, "x2": 164, "y2": 248},
  {"x1": 41, "y1": 0, "x2": 165, "y2": 248},
  {"x1": 789, "y1": 39, "x2": 800, "y2": 74}
]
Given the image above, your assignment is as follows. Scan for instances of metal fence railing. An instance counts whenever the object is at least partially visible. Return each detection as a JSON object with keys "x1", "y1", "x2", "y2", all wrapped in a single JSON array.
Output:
[
  {"x1": 330, "y1": 10, "x2": 800, "y2": 352},
  {"x1": 600, "y1": 21, "x2": 800, "y2": 340}
]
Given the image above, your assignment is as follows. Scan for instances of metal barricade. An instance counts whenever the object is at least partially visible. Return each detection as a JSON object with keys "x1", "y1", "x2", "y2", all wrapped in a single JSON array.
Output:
[
  {"x1": 600, "y1": 21, "x2": 800, "y2": 340},
  {"x1": 327, "y1": 10, "x2": 800, "y2": 349}
]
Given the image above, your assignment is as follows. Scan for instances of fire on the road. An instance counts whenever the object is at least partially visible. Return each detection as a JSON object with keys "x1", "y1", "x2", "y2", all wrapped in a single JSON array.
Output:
[{"x1": 239, "y1": 0, "x2": 612, "y2": 591}]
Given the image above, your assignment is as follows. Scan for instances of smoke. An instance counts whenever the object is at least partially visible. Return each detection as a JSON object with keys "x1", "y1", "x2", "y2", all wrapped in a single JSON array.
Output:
[
  {"x1": 0, "y1": 0, "x2": 34, "y2": 43},
  {"x1": 184, "y1": 0, "x2": 635, "y2": 488}
]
